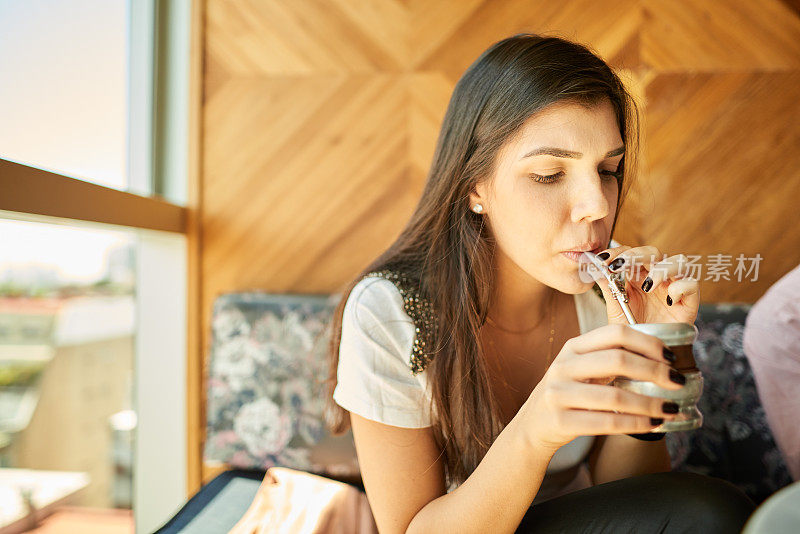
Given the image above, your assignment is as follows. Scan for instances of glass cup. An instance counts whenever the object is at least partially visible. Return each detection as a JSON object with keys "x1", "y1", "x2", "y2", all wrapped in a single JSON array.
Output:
[{"x1": 614, "y1": 322, "x2": 703, "y2": 432}]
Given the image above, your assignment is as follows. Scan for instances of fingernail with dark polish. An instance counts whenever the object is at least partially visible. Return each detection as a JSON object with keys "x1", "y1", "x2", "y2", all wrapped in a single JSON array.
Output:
[
  {"x1": 597, "y1": 251, "x2": 611, "y2": 260},
  {"x1": 670, "y1": 369, "x2": 686, "y2": 385},
  {"x1": 650, "y1": 417, "x2": 664, "y2": 426},
  {"x1": 663, "y1": 347, "x2": 676, "y2": 363},
  {"x1": 641, "y1": 277, "x2": 653, "y2": 292},
  {"x1": 666, "y1": 295, "x2": 673, "y2": 306},
  {"x1": 662, "y1": 401, "x2": 679, "y2": 414},
  {"x1": 609, "y1": 257, "x2": 625, "y2": 272}
]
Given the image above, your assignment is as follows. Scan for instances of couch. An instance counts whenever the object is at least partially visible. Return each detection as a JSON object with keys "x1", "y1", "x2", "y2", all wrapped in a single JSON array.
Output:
[{"x1": 154, "y1": 293, "x2": 793, "y2": 533}]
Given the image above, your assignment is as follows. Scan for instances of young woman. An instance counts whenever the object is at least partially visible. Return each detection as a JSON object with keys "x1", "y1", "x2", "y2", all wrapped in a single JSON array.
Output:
[{"x1": 325, "y1": 33, "x2": 754, "y2": 533}]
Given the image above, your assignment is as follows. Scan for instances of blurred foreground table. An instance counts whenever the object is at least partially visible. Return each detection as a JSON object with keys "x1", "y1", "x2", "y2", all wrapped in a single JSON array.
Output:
[{"x1": 0, "y1": 468, "x2": 89, "y2": 534}]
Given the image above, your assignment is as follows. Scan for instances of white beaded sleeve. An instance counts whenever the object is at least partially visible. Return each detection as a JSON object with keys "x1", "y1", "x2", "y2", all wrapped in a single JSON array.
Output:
[{"x1": 332, "y1": 276, "x2": 433, "y2": 428}]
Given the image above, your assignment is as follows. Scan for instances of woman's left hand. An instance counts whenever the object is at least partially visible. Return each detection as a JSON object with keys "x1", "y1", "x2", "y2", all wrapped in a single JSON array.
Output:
[{"x1": 591, "y1": 243, "x2": 700, "y2": 325}]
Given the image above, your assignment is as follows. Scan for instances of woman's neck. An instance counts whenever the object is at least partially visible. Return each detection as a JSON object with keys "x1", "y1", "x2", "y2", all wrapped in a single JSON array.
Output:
[{"x1": 487, "y1": 249, "x2": 559, "y2": 330}]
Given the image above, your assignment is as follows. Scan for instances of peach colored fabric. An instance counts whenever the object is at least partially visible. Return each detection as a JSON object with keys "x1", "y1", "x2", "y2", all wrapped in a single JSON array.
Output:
[
  {"x1": 743, "y1": 263, "x2": 800, "y2": 481},
  {"x1": 228, "y1": 467, "x2": 378, "y2": 534}
]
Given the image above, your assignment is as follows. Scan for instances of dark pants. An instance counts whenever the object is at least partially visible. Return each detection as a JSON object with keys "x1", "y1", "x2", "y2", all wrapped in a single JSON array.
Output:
[{"x1": 515, "y1": 471, "x2": 755, "y2": 533}]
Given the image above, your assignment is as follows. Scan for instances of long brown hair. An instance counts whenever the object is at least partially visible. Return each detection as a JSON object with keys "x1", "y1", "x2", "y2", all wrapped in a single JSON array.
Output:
[{"x1": 324, "y1": 33, "x2": 639, "y2": 491}]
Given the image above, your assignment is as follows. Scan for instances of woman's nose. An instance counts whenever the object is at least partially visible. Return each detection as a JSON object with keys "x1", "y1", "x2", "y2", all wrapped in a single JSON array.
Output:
[{"x1": 570, "y1": 172, "x2": 613, "y2": 223}]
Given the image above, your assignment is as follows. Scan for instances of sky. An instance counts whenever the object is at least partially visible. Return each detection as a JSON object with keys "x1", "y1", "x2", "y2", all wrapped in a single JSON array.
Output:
[
  {"x1": 0, "y1": 219, "x2": 132, "y2": 284},
  {"x1": 0, "y1": 0, "x2": 131, "y2": 284}
]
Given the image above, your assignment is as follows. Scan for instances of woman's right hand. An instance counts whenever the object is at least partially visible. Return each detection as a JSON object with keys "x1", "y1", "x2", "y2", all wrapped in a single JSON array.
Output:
[{"x1": 519, "y1": 323, "x2": 686, "y2": 453}]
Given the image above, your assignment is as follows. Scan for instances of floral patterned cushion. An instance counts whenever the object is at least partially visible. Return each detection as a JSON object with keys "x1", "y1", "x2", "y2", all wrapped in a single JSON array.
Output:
[
  {"x1": 203, "y1": 292, "x2": 361, "y2": 480},
  {"x1": 665, "y1": 303, "x2": 793, "y2": 504}
]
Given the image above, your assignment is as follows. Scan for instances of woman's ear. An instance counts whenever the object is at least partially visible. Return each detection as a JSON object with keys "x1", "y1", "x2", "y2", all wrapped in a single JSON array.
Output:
[
  {"x1": 468, "y1": 184, "x2": 487, "y2": 212},
  {"x1": 468, "y1": 193, "x2": 481, "y2": 209}
]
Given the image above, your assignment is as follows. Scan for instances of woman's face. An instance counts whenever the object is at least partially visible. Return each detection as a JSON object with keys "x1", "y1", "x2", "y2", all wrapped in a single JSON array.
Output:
[{"x1": 469, "y1": 98, "x2": 623, "y2": 295}]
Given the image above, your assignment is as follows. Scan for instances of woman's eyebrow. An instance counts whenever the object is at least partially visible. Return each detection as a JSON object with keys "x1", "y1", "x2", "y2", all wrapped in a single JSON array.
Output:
[{"x1": 520, "y1": 145, "x2": 625, "y2": 160}]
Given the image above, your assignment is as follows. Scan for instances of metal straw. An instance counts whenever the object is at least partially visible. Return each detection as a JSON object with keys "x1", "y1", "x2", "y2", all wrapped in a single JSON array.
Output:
[{"x1": 582, "y1": 250, "x2": 638, "y2": 325}]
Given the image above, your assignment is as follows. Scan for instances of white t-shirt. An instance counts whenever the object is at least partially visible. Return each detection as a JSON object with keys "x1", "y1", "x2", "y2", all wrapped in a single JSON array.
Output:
[{"x1": 333, "y1": 261, "x2": 612, "y2": 499}]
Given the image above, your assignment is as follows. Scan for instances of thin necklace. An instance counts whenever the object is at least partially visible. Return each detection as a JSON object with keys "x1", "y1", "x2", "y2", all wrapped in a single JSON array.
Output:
[
  {"x1": 485, "y1": 290, "x2": 557, "y2": 392},
  {"x1": 486, "y1": 288, "x2": 556, "y2": 335},
  {"x1": 486, "y1": 307, "x2": 547, "y2": 334}
]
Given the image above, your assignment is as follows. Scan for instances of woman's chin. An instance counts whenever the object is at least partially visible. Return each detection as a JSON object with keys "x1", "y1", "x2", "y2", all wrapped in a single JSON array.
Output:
[{"x1": 559, "y1": 270, "x2": 598, "y2": 293}]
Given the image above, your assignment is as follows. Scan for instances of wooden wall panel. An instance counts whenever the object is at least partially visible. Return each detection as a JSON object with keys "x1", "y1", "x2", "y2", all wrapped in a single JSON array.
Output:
[
  {"x1": 411, "y1": 0, "x2": 643, "y2": 79},
  {"x1": 642, "y1": 71, "x2": 800, "y2": 301},
  {"x1": 641, "y1": 0, "x2": 800, "y2": 70},
  {"x1": 195, "y1": 0, "x2": 800, "y2": 484}
]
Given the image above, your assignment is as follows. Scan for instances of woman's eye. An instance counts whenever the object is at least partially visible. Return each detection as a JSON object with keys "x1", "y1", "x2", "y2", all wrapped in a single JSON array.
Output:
[
  {"x1": 600, "y1": 169, "x2": 623, "y2": 180},
  {"x1": 529, "y1": 171, "x2": 564, "y2": 184},
  {"x1": 529, "y1": 169, "x2": 623, "y2": 184}
]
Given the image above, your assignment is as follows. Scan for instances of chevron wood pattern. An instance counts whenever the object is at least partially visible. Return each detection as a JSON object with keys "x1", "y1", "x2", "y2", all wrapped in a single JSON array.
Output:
[
  {"x1": 642, "y1": 0, "x2": 800, "y2": 70},
  {"x1": 195, "y1": 0, "x2": 800, "y2": 485},
  {"x1": 641, "y1": 71, "x2": 800, "y2": 301}
]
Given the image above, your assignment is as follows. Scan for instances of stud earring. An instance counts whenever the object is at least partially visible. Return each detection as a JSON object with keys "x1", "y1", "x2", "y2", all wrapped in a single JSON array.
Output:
[{"x1": 472, "y1": 204, "x2": 483, "y2": 214}]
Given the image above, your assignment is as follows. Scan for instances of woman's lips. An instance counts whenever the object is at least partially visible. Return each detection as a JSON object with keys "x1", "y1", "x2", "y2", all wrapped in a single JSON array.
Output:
[{"x1": 561, "y1": 247, "x2": 603, "y2": 263}]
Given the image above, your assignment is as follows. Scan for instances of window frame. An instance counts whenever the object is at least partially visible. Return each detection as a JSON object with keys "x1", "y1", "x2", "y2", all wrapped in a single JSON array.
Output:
[{"x1": 0, "y1": 0, "x2": 203, "y2": 531}]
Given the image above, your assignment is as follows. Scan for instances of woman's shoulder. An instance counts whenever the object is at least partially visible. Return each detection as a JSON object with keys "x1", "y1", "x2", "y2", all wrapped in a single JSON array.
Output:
[
  {"x1": 335, "y1": 273, "x2": 433, "y2": 427},
  {"x1": 345, "y1": 268, "x2": 437, "y2": 374},
  {"x1": 347, "y1": 274, "x2": 414, "y2": 328}
]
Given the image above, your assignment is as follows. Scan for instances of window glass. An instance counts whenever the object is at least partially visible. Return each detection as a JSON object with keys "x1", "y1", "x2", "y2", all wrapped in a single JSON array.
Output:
[
  {"x1": 0, "y1": 0, "x2": 132, "y2": 193},
  {"x1": 0, "y1": 218, "x2": 136, "y2": 527}
]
